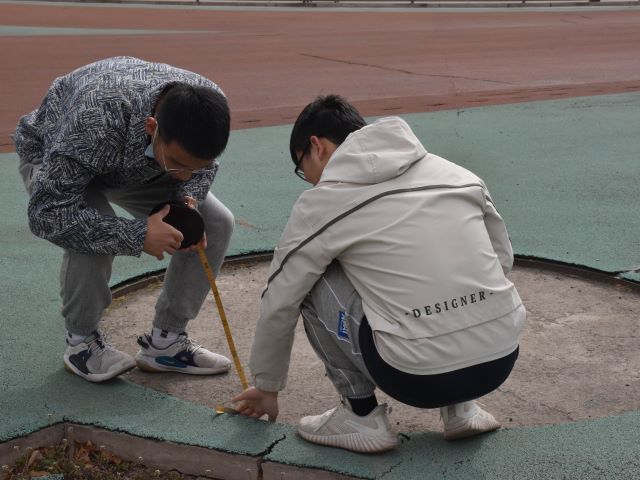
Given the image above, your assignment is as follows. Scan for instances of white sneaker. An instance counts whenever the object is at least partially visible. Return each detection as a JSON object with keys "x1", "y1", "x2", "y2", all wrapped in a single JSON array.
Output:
[
  {"x1": 63, "y1": 331, "x2": 135, "y2": 383},
  {"x1": 135, "y1": 332, "x2": 231, "y2": 375},
  {"x1": 297, "y1": 400, "x2": 399, "y2": 453},
  {"x1": 440, "y1": 401, "x2": 501, "y2": 441}
]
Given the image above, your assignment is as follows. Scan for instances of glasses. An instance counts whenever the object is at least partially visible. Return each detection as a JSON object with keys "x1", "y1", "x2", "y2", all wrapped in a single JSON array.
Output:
[
  {"x1": 294, "y1": 142, "x2": 310, "y2": 181},
  {"x1": 153, "y1": 122, "x2": 211, "y2": 175}
]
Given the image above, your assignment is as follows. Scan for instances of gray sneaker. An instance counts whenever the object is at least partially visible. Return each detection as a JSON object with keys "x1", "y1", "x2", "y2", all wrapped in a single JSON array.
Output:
[
  {"x1": 63, "y1": 331, "x2": 135, "y2": 383},
  {"x1": 297, "y1": 400, "x2": 399, "y2": 453},
  {"x1": 135, "y1": 332, "x2": 231, "y2": 375}
]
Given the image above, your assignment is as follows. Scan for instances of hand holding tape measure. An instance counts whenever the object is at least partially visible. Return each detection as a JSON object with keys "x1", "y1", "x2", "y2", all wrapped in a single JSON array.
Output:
[{"x1": 149, "y1": 200, "x2": 248, "y2": 414}]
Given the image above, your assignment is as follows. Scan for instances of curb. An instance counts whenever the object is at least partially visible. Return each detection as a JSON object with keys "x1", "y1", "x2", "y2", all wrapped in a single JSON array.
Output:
[
  {"x1": 1, "y1": 424, "x2": 359, "y2": 480},
  {"x1": 110, "y1": 252, "x2": 640, "y2": 301}
]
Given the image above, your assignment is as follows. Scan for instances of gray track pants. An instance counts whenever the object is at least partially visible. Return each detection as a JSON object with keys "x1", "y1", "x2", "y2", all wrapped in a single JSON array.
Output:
[
  {"x1": 21, "y1": 160, "x2": 234, "y2": 336},
  {"x1": 300, "y1": 261, "x2": 377, "y2": 399}
]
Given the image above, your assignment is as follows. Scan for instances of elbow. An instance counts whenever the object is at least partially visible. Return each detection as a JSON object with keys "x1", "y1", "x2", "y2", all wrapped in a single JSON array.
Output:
[
  {"x1": 27, "y1": 203, "x2": 42, "y2": 238},
  {"x1": 27, "y1": 201, "x2": 55, "y2": 242},
  {"x1": 501, "y1": 253, "x2": 514, "y2": 275},
  {"x1": 28, "y1": 212, "x2": 48, "y2": 241}
]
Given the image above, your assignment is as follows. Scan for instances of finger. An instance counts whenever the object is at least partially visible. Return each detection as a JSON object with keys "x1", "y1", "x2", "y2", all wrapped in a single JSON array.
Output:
[
  {"x1": 238, "y1": 403, "x2": 257, "y2": 414},
  {"x1": 233, "y1": 400, "x2": 250, "y2": 411},
  {"x1": 166, "y1": 247, "x2": 177, "y2": 255},
  {"x1": 159, "y1": 204, "x2": 171, "y2": 218},
  {"x1": 185, "y1": 196, "x2": 197, "y2": 209},
  {"x1": 237, "y1": 406, "x2": 254, "y2": 417},
  {"x1": 232, "y1": 390, "x2": 252, "y2": 403},
  {"x1": 200, "y1": 234, "x2": 208, "y2": 249},
  {"x1": 175, "y1": 243, "x2": 190, "y2": 252},
  {"x1": 156, "y1": 253, "x2": 164, "y2": 261}
]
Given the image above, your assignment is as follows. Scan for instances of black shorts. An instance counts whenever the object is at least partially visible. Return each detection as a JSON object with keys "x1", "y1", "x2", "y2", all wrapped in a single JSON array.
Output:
[{"x1": 359, "y1": 317, "x2": 519, "y2": 408}]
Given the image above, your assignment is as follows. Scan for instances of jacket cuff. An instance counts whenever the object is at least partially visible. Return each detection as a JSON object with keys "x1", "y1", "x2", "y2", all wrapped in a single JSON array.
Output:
[
  {"x1": 253, "y1": 376, "x2": 286, "y2": 392},
  {"x1": 121, "y1": 218, "x2": 148, "y2": 257}
]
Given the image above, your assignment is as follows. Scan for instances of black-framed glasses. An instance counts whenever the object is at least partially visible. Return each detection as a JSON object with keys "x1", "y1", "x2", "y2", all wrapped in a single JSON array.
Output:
[{"x1": 294, "y1": 142, "x2": 310, "y2": 181}]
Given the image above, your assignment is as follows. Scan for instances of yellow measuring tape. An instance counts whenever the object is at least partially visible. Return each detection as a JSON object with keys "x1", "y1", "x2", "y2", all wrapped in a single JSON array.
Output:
[{"x1": 197, "y1": 246, "x2": 249, "y2": 395}]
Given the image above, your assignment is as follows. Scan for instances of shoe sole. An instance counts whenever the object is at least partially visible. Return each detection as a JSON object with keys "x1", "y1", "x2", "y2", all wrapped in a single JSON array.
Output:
[
  {"x1": 297, "y1": 429, "x2": 398, "y2": 453},
  {"x1": 63, "y1": 357, "x2": 135, "y2": 383},
  {"x1": 444, "y1": 420, "x2": 501, "y2": 441},
  {"x1": 135, "y1": 354, "x2": 231, "y2": 375}
]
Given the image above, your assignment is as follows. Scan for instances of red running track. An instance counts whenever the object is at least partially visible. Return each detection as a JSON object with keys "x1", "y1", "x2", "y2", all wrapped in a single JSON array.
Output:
[{"x1": 1, "y1": 2, "x2": 640, "y2": 151}]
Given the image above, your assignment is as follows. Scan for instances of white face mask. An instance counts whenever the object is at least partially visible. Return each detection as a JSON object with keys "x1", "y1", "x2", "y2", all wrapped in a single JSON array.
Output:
[
  {"x1": 144, "y1": 142, "x2": 154, "y2": 158},
  {"x1": 145, "y1": 121, "x2": 159, "y2": 158}
]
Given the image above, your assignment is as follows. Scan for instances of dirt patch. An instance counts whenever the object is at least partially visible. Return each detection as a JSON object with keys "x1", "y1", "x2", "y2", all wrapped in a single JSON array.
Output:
[
  {"x1": 101, "y1": 259, "x2": 640, "y2": 434},
  {"x1": 2, "y1": 440, "x2": 196, "y2": 480}
]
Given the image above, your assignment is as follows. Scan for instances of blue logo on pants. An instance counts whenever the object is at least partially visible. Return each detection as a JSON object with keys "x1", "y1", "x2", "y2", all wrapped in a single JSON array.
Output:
[{"x1": 338, "y1": 311, "x2": 349, "y2": 340}]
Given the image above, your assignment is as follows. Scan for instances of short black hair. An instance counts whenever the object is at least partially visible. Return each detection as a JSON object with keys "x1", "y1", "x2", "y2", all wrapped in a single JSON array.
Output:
[
  {"x1": 156, "y1": 83, "x2": 230, "y2": 160},
  {"x1": 289, "y1": 94, "x2": 366, "y2": 164}
]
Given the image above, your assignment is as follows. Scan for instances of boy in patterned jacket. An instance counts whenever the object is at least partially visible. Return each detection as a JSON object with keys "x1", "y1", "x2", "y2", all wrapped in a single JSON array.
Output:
[{"x1": 15, "y1": 57, "x2": 235, "y2": 382}]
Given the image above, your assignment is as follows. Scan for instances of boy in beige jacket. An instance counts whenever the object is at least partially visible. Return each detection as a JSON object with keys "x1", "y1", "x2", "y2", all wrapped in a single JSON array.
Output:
[{"x1": 233, "y1": 95, "x2": 525, "y2": 453}]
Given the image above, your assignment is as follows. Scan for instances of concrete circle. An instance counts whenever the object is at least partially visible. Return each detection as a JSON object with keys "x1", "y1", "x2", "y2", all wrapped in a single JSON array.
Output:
[{"x1": 103, "y1": 259, "x2": 639, "y2": 433}]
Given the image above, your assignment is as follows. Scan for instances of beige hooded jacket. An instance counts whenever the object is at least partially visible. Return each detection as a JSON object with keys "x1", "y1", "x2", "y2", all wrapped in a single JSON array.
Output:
[{"x1": 250, "y1": 117, "x2": 524, "y2": 391}]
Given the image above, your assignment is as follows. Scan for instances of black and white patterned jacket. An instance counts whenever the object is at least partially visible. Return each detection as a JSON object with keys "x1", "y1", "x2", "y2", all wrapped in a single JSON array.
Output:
[{"x1": 14, "y1": 56, "x2": 225, "y2": 256}]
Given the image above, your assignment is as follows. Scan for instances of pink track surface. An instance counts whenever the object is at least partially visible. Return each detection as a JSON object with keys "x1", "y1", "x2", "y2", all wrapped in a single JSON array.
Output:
[{"x1": 2, "y1": 3, "x2": 640, "y2": 151}]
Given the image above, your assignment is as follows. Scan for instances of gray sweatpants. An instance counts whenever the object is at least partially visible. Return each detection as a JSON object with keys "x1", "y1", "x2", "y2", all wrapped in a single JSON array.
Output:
[
  {"x1": 300, "y1": 261, "x2": 377, "y2": 399},
  {"x1": 21, "y1": 159, "x2": 234, "y2": 336}
]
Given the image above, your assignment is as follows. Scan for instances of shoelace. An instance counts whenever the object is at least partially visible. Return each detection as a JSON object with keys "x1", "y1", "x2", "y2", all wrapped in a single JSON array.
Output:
[
  {"x1": 318, "y1": 406, "x2": 340, "y2": 425},
  {"x1": 176, "y1": 335, "x2": 203, "y2": 356},
  {"x1": 86, "y1": 332, "x2": 116, "y2": 357}
]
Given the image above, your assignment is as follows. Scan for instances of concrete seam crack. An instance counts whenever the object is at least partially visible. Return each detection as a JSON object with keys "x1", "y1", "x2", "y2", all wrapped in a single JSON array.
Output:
[
  {"x1": 256, "y1": 434, "x2": 287, "y2": 479},
  {"x1": 378, "y1": 453, "x2": 410, "y2": 479},
  {"x1": 259, "y1": 434, "x2": 287, "y2": 457},
  {"x1": 374, "y1": 435, "x2": 412, "y2": 479},
  {"x1": 298, "y1": 53, "x2": 515, "y2": 85},
  {"x1": 538, "y1": 402, "x2": 576, "y2": 421}
]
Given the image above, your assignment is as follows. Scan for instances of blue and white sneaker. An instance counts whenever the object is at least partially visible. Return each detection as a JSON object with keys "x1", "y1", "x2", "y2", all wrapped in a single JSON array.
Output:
[
  {"x1": 135, "y1": 332, "x2": 231, "y2": 375},
  {"x1": 63, "y1": 331, "x2": 136, "y2": 383}
]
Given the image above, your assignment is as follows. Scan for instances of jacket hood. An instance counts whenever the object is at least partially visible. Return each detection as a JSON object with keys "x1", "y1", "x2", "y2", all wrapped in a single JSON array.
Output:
[{"x1": 319, "y1": 116, "x2": 427, "y2": 185}]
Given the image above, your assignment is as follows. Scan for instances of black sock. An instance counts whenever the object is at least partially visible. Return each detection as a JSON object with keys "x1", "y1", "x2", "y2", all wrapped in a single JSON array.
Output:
[{"x1": 347, "y1": 395, "x2": 378, "y2": 416}]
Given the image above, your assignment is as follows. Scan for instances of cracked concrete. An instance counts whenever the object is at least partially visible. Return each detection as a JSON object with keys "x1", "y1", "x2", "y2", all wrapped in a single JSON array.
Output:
[
  {"x1": 259, "y1": 434, "x2": 287, "y2": 458},
  {"x1": 102, "y1": 257, "x2": 640, "y2": 434}
]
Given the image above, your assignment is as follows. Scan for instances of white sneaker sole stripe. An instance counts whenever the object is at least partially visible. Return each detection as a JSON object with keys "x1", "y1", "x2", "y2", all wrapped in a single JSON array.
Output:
[
  {"x1": 444, "y1": 417, "x2": 501, "y2": 440},
  {"x1": 297, "y1": 429, "x2": 398, "y2": 453},
  {"x1": 134, "y1": 354, "x2": 231, "y2": 375},
  {"x1": 63, "y1": 356, "x2": 135, "y2": 383}
]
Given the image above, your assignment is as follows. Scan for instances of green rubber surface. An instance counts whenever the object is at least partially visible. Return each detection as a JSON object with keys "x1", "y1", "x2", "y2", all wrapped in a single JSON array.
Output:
[
  {"x1": 1, "y1": 93, "x2": 639, "y2": 477},
  {"x1": 265, "y1": 413, "x2": 640, "y2": 479},
  {"x1": 621, "y1": 271, "x2": 640, "y2": 283}
]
